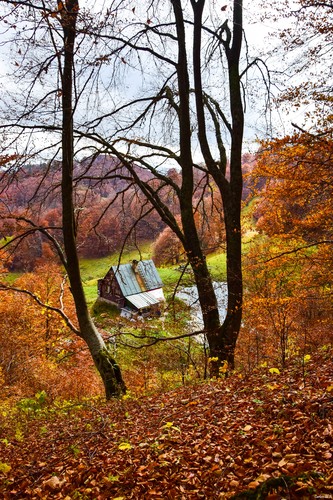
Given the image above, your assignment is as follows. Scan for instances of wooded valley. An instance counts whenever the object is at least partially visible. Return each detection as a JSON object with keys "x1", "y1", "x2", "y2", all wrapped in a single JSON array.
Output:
[{"x1": 0, "y1": 0, "x2": 332, "y2": 497}]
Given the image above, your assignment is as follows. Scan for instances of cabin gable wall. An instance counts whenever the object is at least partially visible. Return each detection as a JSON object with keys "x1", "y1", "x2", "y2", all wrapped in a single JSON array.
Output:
[{"x1": 98, "y1": 269, "x2": 125, "y2": 308}]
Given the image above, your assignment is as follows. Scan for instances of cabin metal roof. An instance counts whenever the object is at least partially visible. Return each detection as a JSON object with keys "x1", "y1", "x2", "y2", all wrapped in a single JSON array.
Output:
[
  {"x1": 111, "y1": 260, "x2": 163, "y2": 298},
  {"x1": 126, "y1": 291, "x2": 160, "y2": 310}
]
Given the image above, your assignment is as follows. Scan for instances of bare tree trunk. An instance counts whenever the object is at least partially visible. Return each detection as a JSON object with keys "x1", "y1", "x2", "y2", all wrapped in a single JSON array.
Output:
[
  {"x1": 185, "y1": 0, "x2": 244, "y2": 374},
  {"x1": 60, "y1": 0, "x2": 125, "y2": 398},
  {"x1": 170, "y1": 0, "x2": 224, "y2": 372},
  {"x1": 216, "y1": 0, "x2": 244, "y2": 372}
]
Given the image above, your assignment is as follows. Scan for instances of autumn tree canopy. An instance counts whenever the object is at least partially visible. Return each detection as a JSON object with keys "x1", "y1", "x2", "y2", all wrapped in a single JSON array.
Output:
[
  {"x1": 0, "y1": 0, "x2": 260, "y2": 376},
  {"x1": 0, "y1": 0, "x2": 331, "y2": 399},
  {"x1": 63, "y1": 0, "x2": 250, "y2": 374}
]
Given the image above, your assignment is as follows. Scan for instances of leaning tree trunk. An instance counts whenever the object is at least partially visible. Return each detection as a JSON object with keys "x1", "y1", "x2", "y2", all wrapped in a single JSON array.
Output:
[{"x1": 60, "y1": 0, "x2": 125, "y2": 398}]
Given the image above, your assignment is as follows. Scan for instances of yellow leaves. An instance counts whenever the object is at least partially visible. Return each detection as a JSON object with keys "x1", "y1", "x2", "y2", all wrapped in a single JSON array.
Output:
[
  {"x1": 162, "y1": 421, "x2": 174, "y2": 429},
  {"x1": 118, "y1": 442, "x2": 132, "y2": 451},
  {"x1": 0, "y1": 462, "x2": 11, "y2": 474},
  {"x1": 15, "y1": 426, "x2": 24, "y2": 442},
  {"x1": 161, "y1": 421, "x2": 181, "y2": 433},
  {"x1": 121, "y1": 393, "x2": 132, "y2": 401},
  {"x1": 256, "y1": 473, "x2": 271, "y2": 483},
  {"x1": 278, "y1": 457, "x2": 288, "y2": 467},
  {"x1": 269, "y1": 367, "x2": 281, "y2": 375},
  {"x1": 219, "y1": 360, "x2": 228, "y2": 374},
  {"x1": 266, "y1": 383, "x2": 280, "y2": 391}
]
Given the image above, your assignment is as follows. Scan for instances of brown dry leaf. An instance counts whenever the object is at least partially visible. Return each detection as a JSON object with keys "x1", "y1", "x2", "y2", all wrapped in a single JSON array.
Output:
[
  {"x1": 247, "y1": 480, "x2": 260, "y2": 489},
  {"x1": 323, "y1": 424, "x2": 332, "y2": 436},
  {"x1": 43, "y1": 476, "x2": 64, "y2": 490},
  {"x1": 1, "y1": 347, "x2": 332, "y2": 499},
  {"x1": 229, "y1": 479, "x2": 240, "y2": 488}
]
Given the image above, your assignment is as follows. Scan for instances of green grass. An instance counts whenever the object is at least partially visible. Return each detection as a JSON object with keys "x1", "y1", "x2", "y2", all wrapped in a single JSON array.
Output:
[
  {"x1": 81, "y1": 246, "x2": 227, "y2": 305},
  {"x1": 80, "y1": 243, "x2": 154, "y2": 304},
  {"x1": 3, "y1": 241, "x2": 227, "y2": 306},
  {"x1": 1, "y1": 272, "x2": 23, "y2": 284},
  {"x1": 158, "y1": 266, "x2": 194, "y2": 289},
  {"x1": 80, "y1": 242, "x2": 153, "y2": 283},
  {"x1": 206, "y1": 252, "x2": 227, "y2": 281},
  {"x1": 83, "y1": 284, "x2": 99, "y2": 305}
]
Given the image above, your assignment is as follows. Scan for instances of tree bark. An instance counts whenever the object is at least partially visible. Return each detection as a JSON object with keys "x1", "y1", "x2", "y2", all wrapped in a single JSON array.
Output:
[
  {"x1": 60, "y1": 0, "x2": 125, "y2": 398},
  {"x1": 216, "y1": 0, "x2": 244, "y2": 372},
  {"x1": 172, "y1": 0, "x2": 223, "y2": 368},
  {"x1": 187, "y1": 0, "x2": 244, "y2": 374}
]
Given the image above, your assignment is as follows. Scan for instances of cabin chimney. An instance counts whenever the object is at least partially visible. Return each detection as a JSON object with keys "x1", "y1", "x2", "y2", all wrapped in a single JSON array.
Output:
[{"x1": 132, "y1": 259, "x2": 139, "y2": 272}]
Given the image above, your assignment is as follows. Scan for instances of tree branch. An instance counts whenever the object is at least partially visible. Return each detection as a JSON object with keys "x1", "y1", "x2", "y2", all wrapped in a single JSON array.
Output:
[
  {"x1": 254, "y1": 240, "x2": 333, "y2": 265},
  {"x1": 0, "y1": 283, "x2": 81, "y2": 335},
  {"x1": 112, "y1": 328, "x2": 206, "y2": 349}
]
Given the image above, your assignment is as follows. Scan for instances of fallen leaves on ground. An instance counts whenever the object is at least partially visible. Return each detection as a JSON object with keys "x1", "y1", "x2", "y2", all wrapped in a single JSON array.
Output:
[{"x1": 0, "y1": 350, "x2": 332, "y2": 499}]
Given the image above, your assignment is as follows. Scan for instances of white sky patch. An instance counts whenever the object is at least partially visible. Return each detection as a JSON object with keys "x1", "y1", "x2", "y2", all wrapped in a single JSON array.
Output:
[{"x1": 0, "y1": 0, "x2": 319, "y2": 160}]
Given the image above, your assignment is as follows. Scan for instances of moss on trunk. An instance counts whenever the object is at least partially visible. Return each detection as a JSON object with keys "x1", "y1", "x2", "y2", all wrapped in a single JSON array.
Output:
[{"x1": 94, "y1": 348, "x2": 126, "y2": 399}]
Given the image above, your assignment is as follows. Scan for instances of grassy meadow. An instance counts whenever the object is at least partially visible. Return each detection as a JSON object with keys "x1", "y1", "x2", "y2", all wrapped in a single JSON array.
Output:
[{"x1": 80, "y1": 243, "x2": 227, "y2": 305}]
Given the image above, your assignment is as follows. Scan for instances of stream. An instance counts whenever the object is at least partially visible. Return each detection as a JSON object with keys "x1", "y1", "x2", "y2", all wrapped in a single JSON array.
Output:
[{"x1": 176, "y1": 282, "x2": 228, "y2": 336}]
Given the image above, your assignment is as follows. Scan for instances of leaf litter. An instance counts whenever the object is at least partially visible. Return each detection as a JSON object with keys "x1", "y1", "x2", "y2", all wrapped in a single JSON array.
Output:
[{"x1": 0, "y1": 349, "x2": 332, "y2": 499}]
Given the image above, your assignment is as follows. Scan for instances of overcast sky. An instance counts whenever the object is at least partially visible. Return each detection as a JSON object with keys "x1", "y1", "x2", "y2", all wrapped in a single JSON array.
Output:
[{"x1": 0, "y1": 0, "x2": 307, "y2": 159}]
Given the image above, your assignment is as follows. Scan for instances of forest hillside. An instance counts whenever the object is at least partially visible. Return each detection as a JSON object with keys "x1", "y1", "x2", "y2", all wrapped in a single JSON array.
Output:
[
  {"x1": 1, "y1": 347, "x2": 332, "y2": 499},
  {"x1": 0, "y1": 1, "x2": 332, "y2": 495}
]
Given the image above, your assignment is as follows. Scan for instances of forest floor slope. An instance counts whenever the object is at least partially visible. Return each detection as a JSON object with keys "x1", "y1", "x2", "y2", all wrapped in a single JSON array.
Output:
[{"x1": 1, "y1": 348, "x2": 332, "y2": 499}]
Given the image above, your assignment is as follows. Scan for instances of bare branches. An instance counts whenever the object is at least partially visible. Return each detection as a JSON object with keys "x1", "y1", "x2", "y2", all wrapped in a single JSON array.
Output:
[
  {"x1": 113, "y1": 328, "x2": 206, "y2": 349},
  {"x1": 0, "y1": 283, "x2": 80, "y2": 335},
  {"x1": 0, "y1": 215, "x2": 67, "y2": 269},
  {"x1": 0, "y1": 1, "x2": 54, "y2": 13},
  {"x1": 250, "y1": 240, "x2": 333, "y2": 266},
  {"x1": 291, "y1": 122, "x2": 333, "y2": 139}
]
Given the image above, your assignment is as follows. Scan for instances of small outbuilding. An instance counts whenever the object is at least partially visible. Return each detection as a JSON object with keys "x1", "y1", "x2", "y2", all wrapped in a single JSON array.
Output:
[{"x1": 97, "y1": 259, "x2": 165, "y2": 317}]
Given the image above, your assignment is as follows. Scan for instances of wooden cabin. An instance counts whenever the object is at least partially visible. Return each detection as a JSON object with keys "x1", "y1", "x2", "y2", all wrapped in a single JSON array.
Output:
[{"x1": 97, "y1": 259, "x2": 165, "y2": 317}]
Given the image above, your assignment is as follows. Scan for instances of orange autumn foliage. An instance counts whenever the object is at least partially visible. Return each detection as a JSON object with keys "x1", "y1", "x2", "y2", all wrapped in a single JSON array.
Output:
[
  {"x1": 253, "y1": 134, "x2": 333, "y2": 242},
  {"x1": 0, "y1": 264, "x2": 102, "y2": 399},
  {"x1": 239, "y1": 238, "x2": 332, "y2": 372},
  {"x1": 238, "y1": 133, "x2": 333, "y2": 371}
]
